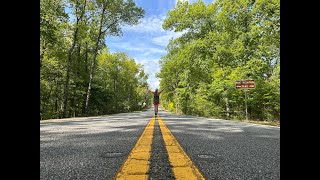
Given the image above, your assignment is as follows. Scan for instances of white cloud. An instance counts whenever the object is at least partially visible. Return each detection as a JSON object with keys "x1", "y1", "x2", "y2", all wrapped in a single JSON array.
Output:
[
  {"x1": 152, "y1": 31, "x2": 184, "y2": 47},
  {"x1": 175, "y1": 0, "x2": 197, "y2": 4},
  {"x1": 189, "y1": 0, "x2": 199, "y2": 3},
  {"x1": 153, "y1": 81, "x2": 160, "y2": 89},
  {"x1": 108, "y1": 13, "x2": 186, "y2": 90},
  {"x1": 109, "y1": 42, "x2": 140, "y2": 52},
  {"x1": 123, "y1": 15, "x2": 166, "y2": 34},
  {"x1": 152, "y1": 34, "x2": 173, "y2": 47},
  {"x1": 109, "y1": 41, "x2": 166, "y2": 54},
  {"x1": 123, "y1": 13, "x2": 185, "y2": 48},
  {"x1": 175, "y1": 0, "x2": 212, "y2": 6},
  {"x1": 132, "y1": 56, "x2": 161, "y2": 90},
  {"x1": 133, "y1": 57, "x2": 160, "y2": 74}
]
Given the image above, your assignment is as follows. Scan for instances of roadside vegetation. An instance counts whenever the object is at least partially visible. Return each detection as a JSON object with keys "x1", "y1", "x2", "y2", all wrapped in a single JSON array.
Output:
[{"x1": 158, "y1": 0, "x2": 280, "y2": 123}]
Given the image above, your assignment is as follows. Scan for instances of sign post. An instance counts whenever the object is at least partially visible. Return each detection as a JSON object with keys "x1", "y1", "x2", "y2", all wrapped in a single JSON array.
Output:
[
  {"x1": 244, "y1": 89, "x2": 248, "y2": 120},
  {"x1": 235, "y1": 80, "x2": 255, "y2": 120}
]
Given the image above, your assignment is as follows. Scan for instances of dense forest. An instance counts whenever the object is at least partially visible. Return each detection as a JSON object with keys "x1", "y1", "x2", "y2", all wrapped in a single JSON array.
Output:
[
  {"x1": 40, "y1": 0, "x2": 151, "y2": 120},
  {"x1": 41, "y1": 0, "x2": 280, "y2": 122},
  {"x1": 158, "y1": 0, "x2": 280, "y2": 121}
]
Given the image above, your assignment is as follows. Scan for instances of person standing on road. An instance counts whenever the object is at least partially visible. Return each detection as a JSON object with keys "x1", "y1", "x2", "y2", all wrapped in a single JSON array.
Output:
[{"x1": 147, "y1": 87, "x2": 165, "y2": 115}]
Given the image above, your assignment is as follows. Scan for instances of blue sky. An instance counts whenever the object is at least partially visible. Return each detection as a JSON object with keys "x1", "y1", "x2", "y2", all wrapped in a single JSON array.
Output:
[
  {"x1": 66, "y1": 0, "x2": 214, "y2": 90},
  {"x1": 106, "y1": 0, "x2": 214, "y2": 90}
]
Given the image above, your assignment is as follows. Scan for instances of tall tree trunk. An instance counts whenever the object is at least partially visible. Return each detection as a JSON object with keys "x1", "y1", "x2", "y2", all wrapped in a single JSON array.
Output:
[
  {"x1": 177, "y1": 97, "x2": 179, "y2": 114},
  {"x1": 114, "y1": 75, "x2": 118, "y2": 112},
  {"x1": 84, "y1": 5, "x2": 106, "y2": 113},
  {"x1": 70, "y1": 91, "x2": 75, "y2": 117},
  {"x1": 77, "y1": 44, "x2": 82, "y2": 78},
  {"x1": 54, "y1": 79, "x2": 59, "y2": 118},
  {"x1": 225, "y1": 97, "x2": 230, "y2": 119},
  {"x1": 40, "y1": 39, "x2": 46, "y2": 68},
  {"x1": 85, "y1": 42, "x2": 89, "y2": 73},
  {"x1": 75, "y1": 44, "x2": 81, "y2": 115},
  {"x1": 82, "y1": 42, "x2": 89, "y2": 115},
  {"x1": 62, "y1": 0, "x2": 87, "y2": 118},
  {"x1": 130, "y1": 84, "x2": 132, "y2": 101},
  {"x1": 62, "y1": 24, "x2": 79, "y2": 118},
  {"x1": 186, "y1": 94, "x2": 189, "y2": 114}
]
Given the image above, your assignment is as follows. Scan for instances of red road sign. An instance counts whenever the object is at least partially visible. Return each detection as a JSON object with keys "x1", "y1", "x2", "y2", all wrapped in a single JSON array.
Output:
[{"x1": 236, "y1": 80, "x2": 255, "y2": 89}]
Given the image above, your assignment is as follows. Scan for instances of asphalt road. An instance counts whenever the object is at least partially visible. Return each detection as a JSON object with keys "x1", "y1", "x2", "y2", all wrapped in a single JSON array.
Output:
[
  {"x1": 40, "y1": 111, "x2": 152, "y2": 179},
  {"x1": 40, "y1": 108, "x2": 280, "y2": 180},
  {"x1": 160, "y1": 110, "x2": 280, "y2": 180}
]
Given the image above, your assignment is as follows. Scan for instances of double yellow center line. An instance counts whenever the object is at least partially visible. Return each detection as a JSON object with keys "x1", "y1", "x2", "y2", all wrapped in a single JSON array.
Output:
[
  {"x1": 115, "y1": 116, "x2": 155, "y2": 179},
  {"x1": 115, "y1": 115, "x2": 205, "y2": 180}
]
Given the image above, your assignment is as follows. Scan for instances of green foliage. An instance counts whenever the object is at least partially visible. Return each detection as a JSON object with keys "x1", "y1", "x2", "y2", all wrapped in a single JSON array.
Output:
[
  {"x1": 40, "y1": 0, "x2": 146, "y2": 120},
  {"x1": 159, "y1": 0, "x2": 280, "y2": 121}
]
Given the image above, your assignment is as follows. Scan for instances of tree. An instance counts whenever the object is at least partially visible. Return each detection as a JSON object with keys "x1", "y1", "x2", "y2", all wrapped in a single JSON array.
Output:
[
  {"x1": 62, "y1": 0, "x2": 88, "y2": 118},
  {"x1": 84, "y1": 0, "x2": 144, "y2": 113},
  {"x1": 40, "y1": 0, "x2": 148, "y2": 120},
  {"x1": 159, "y1": 0, "x2": 280, "y2": 121},
  {"x1": 40, "y1": 0, "x2": 67, "y2": 67}
]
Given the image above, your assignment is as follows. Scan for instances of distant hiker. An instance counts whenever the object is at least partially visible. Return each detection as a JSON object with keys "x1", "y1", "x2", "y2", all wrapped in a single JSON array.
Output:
[{"x1": 147, "y1": 87, "x2": 165, "y2": 115}]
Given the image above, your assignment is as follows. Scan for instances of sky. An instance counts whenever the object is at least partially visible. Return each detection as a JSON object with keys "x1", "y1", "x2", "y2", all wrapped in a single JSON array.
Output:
[{"x1": 106, "y1": 0, "x2": 214, "y2": 90}]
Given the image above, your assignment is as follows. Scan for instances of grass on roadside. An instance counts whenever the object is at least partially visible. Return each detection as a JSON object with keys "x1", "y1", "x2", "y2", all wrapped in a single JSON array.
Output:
[
  {"x1": 232, "y1": 119, "x2": 280, "y2": 127},
  {"x1": 161, "y1": 107, "x2": 280, "y2": 127}
]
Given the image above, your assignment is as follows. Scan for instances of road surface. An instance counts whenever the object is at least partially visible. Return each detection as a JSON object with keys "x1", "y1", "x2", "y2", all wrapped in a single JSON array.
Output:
[{"x1": 40, "y1": 108, "x2": 280, "y2": 179}]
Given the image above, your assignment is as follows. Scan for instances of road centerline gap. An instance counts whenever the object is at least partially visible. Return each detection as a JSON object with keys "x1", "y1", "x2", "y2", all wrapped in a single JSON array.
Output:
[
  {"x1": 158, "y1": 115, "x2": 205, "y2": 180},
  {"x1": 115, "y1": 115, "x2": 155, "y2": 179},
  {"x1": 148, "y1": 115, "x2": 175, "y2": 179},
  {"x1": 115, "y1": 113, "x2": 206, "y2": 180}
]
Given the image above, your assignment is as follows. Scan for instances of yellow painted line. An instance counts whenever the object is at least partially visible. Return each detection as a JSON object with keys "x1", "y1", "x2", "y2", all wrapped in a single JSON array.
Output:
[
  {"x1": 158, "y1": 116, "x2": 205, "y2": 180},
  {"x1": 115, "y1": 115, "x2": 155, "y2": 180}
]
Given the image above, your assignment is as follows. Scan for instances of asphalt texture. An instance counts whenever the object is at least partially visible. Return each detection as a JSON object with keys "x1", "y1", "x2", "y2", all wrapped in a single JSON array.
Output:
[
  {"x1": 159, "y1": 110, "x2": 280, "y2": 180},
  {"x1": 148, "y1": 117, "x2": 175, "y2": 180},
  {"x1": 40, "y1": 111, "x2": 152, "y2": 180},
  {"x1": 40, "y1": 108, "x2": 280, "y2": 180}
]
